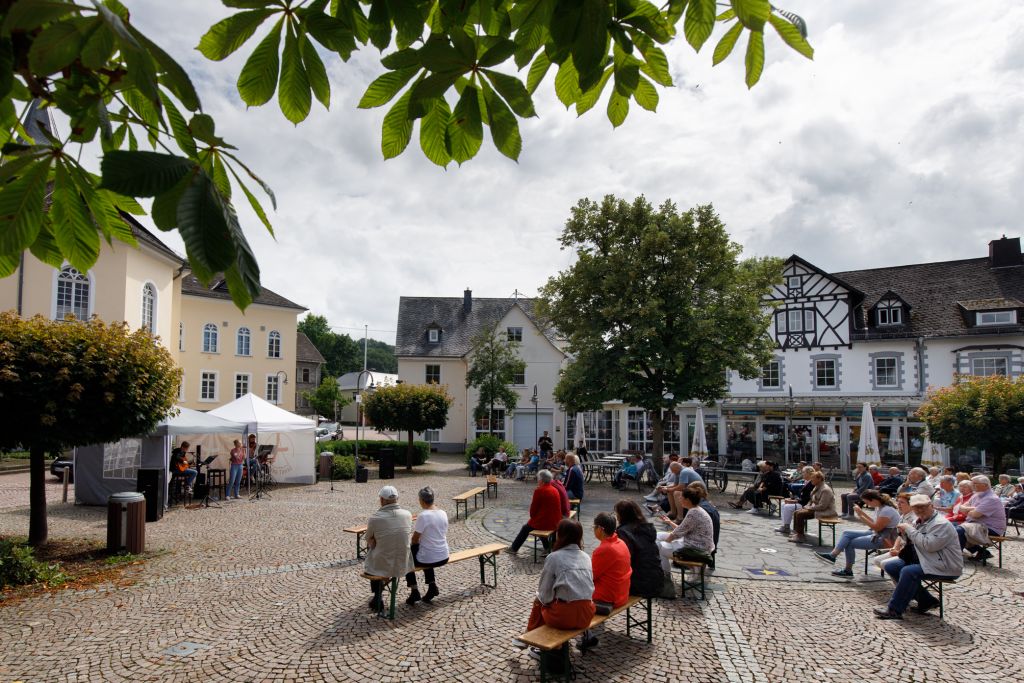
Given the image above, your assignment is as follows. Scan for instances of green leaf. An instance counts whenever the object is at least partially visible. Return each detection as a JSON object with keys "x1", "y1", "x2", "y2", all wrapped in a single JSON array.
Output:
[
  {"x1": 768, "y1": 13, "x2": 814, "y2": 59},
  {"x1": 1, "y1": 1, "x2": 75, "y2": 32},
  {"x1": 226, "y1": 164, "x2": 275, "y2": 235},
  {"x1": 28, "y1": 220, "x2": 63, "y2": 269},
  {"x1": 571, "y1": 0, "x2": 611, "y2": 85},
  {"x1": 632, "y1": 74, "x2": 658, "y2": 111},
  {"x1": 419, "y1": 97, "x2": 451, "y2": 167},
  {"x1": 358, "y1": 67, "x2": 418, "y2": 108},
  {"x1": 188, "y1": 114, "x2": 219, "y2": 146},
  {"x1": 279, "y1": 27, "x2": 312, "y2": 123},
  {"x1": 99, "y1": 151, "x2": 195, "y2": 197},
  {"x1": 526, "y1": 51, "x2": 551, "y2": 95},
  {"x1": 223, "y1": 0, "x2": 278, "y2": 7},
  {"x1": 481, "y1": 70, "x2": 536, "y2": 117},
  {"x1": 637, "y1": 42, "x2": 672, "y2": 87},
  {"x1": 27, "y1": 20, "x2": 83, "y2": 75},
  {"x1": 717, "y1": 9, "x2": 737, "y2": 21},
  {"x1": 683, "y1": 0, "x2": 715, "y2": 52},
  {"x1": 447, "y1": 84, "x2": 483, "y2": 164},
  {"x1": 481, "y1": 82, "x2": 521, "y2": 161},
  {"x1": 744, "y1": 29, "x2": 765, "y2": 88},
  {"x1": 554, "y1": 57, "x2": 583, "y2": 108},
  {"x1": 0, "y1": 157, "x2": 51, "y2": 253},
  {"x1": 131, "y1": 28, "x2": 201, "y2": 111},
  {"x1": 301, "y1": 34, "x2": 331, "y2": 108},
  {"x1": 303, "y1": 9, "x2": 357, "y2": 58},
  {"x1": 731, "y1": 0, "x2": 770, "y2": 31},
  {"x1": 197, "y1": 9, "x2": 276, "y2": 61},
  {"x1": 159, "y1": 93, "x2": 197, "y2": 158},
  {"x1": 80, "y1": 21, "x2": 115, "y2": 69},
  {"x1": 151, "y1": 175, "x2": 190, "y2": 231},
  {"x1": 237, "y1": 19, "x2": 283, "y2": 106},
  {"x1": 381, "y1": 87, "x2": 413, "y2": 159},
  {"x1": 606, "y1": 89, "x2": 628, "y2": 128},
  {"x1": 177, "y1": 173, "x2": 235, "y2": 273},
  {"x1": 210, "y1": 154, "x2": 232, "y2": 199},
  {"x1": 712, "y1": 21, "x2": 743, "y2": 65},
  {"x1": 367, "y1": 0, "x2": 391, "y2": 50},
  {"x1": 478, "y1": 38, "x2": 517, "y2": 68},
  {"x1": 418, "y1": 36, "x2": 470, "y2": 72},
  {"x1": 220, "y1": 150, "x2": 277, "y2": 210},
  {"x1": 380, "y1": 48, "x2": 420, "y2": 69},
  {"x1": 385, "y1": 0, "x2": 423, "y2": 49},
  {"x1": 575, "y1": 68, "x2": 611, "y2": 116},
  {"x1": 51, "y1": 163, "x2": 100, "y2": 271}
]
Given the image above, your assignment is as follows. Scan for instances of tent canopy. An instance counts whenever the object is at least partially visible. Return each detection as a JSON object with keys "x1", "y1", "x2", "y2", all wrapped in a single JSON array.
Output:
[
  {"x1": 154, "y1": 406, "x2": 247, "y2": 436},
  {"x1": 209, "y1": 393, "x2": 316, "y2": 432}
]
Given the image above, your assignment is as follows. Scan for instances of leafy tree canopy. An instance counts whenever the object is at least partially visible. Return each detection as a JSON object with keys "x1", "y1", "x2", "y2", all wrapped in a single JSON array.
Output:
[
  {"x1": 465, "y1": 329, "x2": 526, "y2": 424},
  {"x1": 298, "y1": 314, "x2": 396, "y2": 375},
  {"x1": 916, "y1": 374, "x2": 1024, "y2": 475},
  {"x1": 539, "y1": 196, "x2": 781, "y2": 468},
  {"x1": 0, "y1": 0, "x2": 813, "y2": 309},
  {"x1": 362, "y1": 382, "x2": 451, "y2": 469},
  {"x1": 302, "y1": 373, "x2": 349, "y2": 420},
  {"x1": 0, "y1": 312, "x2": 180, "y2": 544}
]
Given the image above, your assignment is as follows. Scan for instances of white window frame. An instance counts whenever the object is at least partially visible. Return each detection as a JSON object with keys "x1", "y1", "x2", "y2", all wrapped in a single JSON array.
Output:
[
  {"x1": 428, "y1": 328, "x2": 440, "y2": 343},
  {"x1": 761, "y1": 361, "x2": 781, "y2": 388},
  {"x1": 202, "y1": 323, "x2": 219, "y2": 353},
  {"x1": 267, "y1": 330, "x2": 282, "y2": 358},
  {"x1": 423, "y1": 429, "x2": 440, "y2": 443},
  {"x1": 425, "y1": 364, "x2": 441, "y2": 384},
  {"x1": 814, "y1": 359, "x2": 837, "y2": 387},
  {"x1": 787, "y1": 275, "x2": 801, "y2": 290},
  {"x1": 474, "y1": 408, "x2": 506, "y2": 441},
  {"x1": 266, "y1": 374, "x2": 281, "y2": 404},
  {"x1": 971, "y1": 357, "x2": 1008, "y2": 376},
  {"x1": 874, "y1": 357, "x2": 898, "y2": 387},
  {"x1": 301, "y1": 367, "x2": 311, "y2": 383},
  {"x1": 507, "y1": 326, "x2": 523, "y2": 342},
  {"x1": 234, "y1": 372, "x2": 251, "y2": 399},
  {"x1": 512, "y1": 369, "x2": 526, "y2": 386},
  {"x1": 140, "y1": 282, "x2": 157, "y2": 333},
  {"x1": 977, "y1": 311, "x2": 1015, "y2": 326},
  {"x1": 787, "y1": 309, "x2": 803, "y2": 332},
  {"x1": 52, "y1": 265, "x2": 94, "y2": 321},
  {"x1": 236, "y1": 327, "x2": 251, "y2": 356},
  {"x1": 199, "y1": 370, "x2": 218, "y2": 402},
  {"x1": 777, "y1": 311, "x2": 788, "y2": 333}
]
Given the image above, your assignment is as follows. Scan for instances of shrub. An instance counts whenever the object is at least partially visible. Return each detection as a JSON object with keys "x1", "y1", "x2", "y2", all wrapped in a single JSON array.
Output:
[
  {"x1": 332, "y1": 455, "x2": 355, "y2": 480},
  {"x1": 465, "y1": 434, "x2": 519, "y2": 464},
  {"x1": 318, "y1": 440, "x2": 430, "y2": 466},
  {"x1": 0, "y1": 539, "x2": 67, "y2": 588}
]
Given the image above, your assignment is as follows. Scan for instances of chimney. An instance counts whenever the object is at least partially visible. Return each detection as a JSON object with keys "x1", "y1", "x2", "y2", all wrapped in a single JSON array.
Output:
[
  {"x1": 989, "y1": 235, "x2": 1022, "y2": 268},
  {"x1": 463, "y1": 288, "x2": 472, "y2": 313}
]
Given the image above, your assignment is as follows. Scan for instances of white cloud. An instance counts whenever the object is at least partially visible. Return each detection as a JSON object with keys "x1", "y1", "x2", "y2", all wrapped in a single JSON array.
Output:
[{"x1": 116, "y1": 1, "x2": 1024, "y2": 343}]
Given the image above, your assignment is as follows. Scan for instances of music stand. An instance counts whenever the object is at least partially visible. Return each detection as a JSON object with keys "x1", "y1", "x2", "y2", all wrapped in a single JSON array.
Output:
[
  {"x1": 194, "y1": 455, "x2": 221, "y2": 509},
  {"x1": 251, "y1": 445, "x2": 275, "y2": 500}
]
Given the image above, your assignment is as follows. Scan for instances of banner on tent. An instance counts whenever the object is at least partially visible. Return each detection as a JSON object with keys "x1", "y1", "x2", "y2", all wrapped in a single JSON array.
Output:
[{"x1": 103, "y1": 438, "x2": 141, "y2": 480}]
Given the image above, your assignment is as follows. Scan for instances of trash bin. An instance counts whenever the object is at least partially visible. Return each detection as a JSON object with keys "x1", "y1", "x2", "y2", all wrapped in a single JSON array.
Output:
[
  {"x1": 107, "y1": 491, "x2": 146, "y2": 554},
  {"x1": 378, "y1": 448, "x2": 395, "y2": 480},
  {"x1": 319, "y1": 453, "x2": 333, "y2": 481},
  {"x1": 355, "y1": 463, "x2": 368, "y2": 483}
]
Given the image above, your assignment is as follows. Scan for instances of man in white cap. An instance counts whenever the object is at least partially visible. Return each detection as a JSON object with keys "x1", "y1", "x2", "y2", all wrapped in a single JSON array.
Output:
[
  {"x1": 874, "y1": 493, "x2": 962, "y2": 620},
  {"x1": 364, "y1": 485, "x2": 414, "y2": 613}
]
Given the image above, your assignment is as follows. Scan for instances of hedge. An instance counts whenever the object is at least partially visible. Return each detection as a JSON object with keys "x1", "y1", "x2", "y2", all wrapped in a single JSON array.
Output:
[
  {"x1": 317, "y1": 439, "x2": 430, "y2": 467},
  {"x1": 465, "y1": 434, "x2": 519, "y2": 464}
]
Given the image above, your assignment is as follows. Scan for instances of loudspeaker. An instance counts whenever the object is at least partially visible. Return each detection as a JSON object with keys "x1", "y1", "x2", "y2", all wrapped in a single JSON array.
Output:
[
  {"x1": 195, "y1": 444, "x2": 202, "y2": 458},
  {"x1": 378, "y1": 448, "x2": 395, "y2": 480},
  {"x1": 137, "y1": 468, "x2": 164, "y2": 522},
  {"x1": 355, "y1": 466, "x2": 368, "y2": 483}
]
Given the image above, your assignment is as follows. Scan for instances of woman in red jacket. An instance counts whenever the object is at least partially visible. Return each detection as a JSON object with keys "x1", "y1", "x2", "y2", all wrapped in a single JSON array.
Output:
[
  {"x1": 579, "y1": 512, "x2": 632, "y2": 652},
  {"x1": 508, "y1": 470, "x2": 564, "y2": 554}
]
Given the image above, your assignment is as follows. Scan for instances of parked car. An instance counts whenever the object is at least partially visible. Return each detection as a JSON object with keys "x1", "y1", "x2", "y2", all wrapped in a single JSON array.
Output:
[
  {"x1": 50, "y1": 455, "x2": 74, "y2": 482},
  {"x1": 315, "y1": 428, "x2": 334, "y2": 443}
]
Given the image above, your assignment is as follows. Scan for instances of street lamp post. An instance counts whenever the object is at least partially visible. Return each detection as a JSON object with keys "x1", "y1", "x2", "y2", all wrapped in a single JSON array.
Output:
[
  {"x1": 275, "y1": 370, "x2": 288, "y2": 406},
  {"x1": 353, "y1": 370, "x2": 375, "y2": 480},
  {"x1": 531, "y1": 385, "x2": 539, "y2": 451}
]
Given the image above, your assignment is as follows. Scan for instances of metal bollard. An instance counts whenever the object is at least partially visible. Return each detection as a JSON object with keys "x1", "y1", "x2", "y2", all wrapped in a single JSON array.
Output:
[{"x1": 61, "y1": 466, "x2": 70, "y2": 503}]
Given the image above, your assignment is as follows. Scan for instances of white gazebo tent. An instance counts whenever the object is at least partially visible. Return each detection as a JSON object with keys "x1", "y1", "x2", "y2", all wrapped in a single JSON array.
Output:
[{"x1": 209, "y1": 393, "x2": 316, "y2": 485}]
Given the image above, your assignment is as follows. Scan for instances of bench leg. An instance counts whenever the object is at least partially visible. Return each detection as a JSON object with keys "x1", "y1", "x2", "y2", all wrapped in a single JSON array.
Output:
[
  {"x1": 356, "y1": 532, "x2": 365, "y2": 560},
  {"x1": 625, "y1": 598, "x2": 653, "y2": 643},
  {"x1": 937, "y1": 581, "x2": 944, "y2": 620},
  {"x1": 998, "y1": 541, "x2": 1003, "y2": 569},
  {"x1": 817, "y1": 523, "x2": 823, "y2": 547},
  {"x1": 456, "y1": 500, "x2": 464, "y2": 520},
  {"x1": 479, "y1": 552, "x2": 498, "y2": 588},
  {"x1": 533, "y1": 536, "x2": 540, "y2": 564}
]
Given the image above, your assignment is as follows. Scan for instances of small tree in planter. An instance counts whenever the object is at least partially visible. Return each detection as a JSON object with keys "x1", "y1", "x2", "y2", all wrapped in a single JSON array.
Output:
[
  {"x1": 0, "y1": 314, "x2": 180, "y2": 546},
  {"x1": 363, "y1": 384, "x2": 452, "y2": 471}
]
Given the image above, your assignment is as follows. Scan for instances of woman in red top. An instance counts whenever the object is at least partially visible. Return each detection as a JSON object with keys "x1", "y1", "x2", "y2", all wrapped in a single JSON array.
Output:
[
  {"x1": 946, "y1": 481, "x2": 974, "y2": 523},
  {"x1": 579, "y1": 512, "x2": 632, "y2": 652}
]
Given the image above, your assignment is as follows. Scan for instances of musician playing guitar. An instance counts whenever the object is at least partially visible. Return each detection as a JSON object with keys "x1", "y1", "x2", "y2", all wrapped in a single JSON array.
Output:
[{"x1": 171, "y1": 441, "x2": 198, "y2": 494}]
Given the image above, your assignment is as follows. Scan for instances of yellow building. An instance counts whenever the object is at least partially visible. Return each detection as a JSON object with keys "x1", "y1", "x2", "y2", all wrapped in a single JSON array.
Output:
[{"x1": 1, "y1": 213, "x2": 307, "y2": 411}]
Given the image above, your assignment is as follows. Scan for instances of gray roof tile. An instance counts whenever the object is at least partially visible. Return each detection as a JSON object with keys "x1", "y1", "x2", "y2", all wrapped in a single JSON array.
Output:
[
  {"x1": 296, "y1": 332, "x2": 326, "y2": 363},
  {"x1": 181, "y1": 273, "x2": 306, "y2": 310}
]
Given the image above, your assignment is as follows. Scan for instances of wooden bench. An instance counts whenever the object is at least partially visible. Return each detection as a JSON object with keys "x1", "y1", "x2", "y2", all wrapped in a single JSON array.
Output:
[
  {"x1": 920, "y1": 575, "x2": 956, "y2": 620},
  {"x1": 568, "y1": 498, "x2": 581, "y2": 514},
  {"x1": 453, "y1": 486, "x2": 487, "y2": 520},
  {"x1": 515, "y1": 595, "x2": 652, "y2": 682},
  {"x1": 979, "y1": 536, "x2": 1007, "y2": 569},
  {"x1": 361, "y1": 542, "x2": 507, "y2": 619},
  {"x1": 672, "y1": 557, "x2": 710, "y2": 600},
  {"x1": 817, "y1": 517, "x2": 842, "y2": 547},
  {"x1": 527, "y1": 511, "x2": 577, "y2": 563},
  {"x1": 486, "y1": 475, "x2": 499, "y2": 498},
  {"x1": 767, "y1": 495, "x2": 786, "y2": 518}
]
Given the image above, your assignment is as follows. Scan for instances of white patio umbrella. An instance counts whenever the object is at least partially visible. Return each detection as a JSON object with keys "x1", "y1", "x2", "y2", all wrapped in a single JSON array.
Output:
[
  {"x1": 858, "y1": 402, "x2": 881, "y2": 467},
  {"x1": 690, "y1": 407, "x2": 709, "y2": 459},
  {"x1": 573, "y1": 412, "x2": 587, "y2": 449},
  {"x1": 921, "y1": 432, "x2": 945, "y2": 467},
  {"x1": 888, "y1": 421, "x2": 905, "y2": 457},
  {"x1": 823, "y1": 416, "x2": 840, "y2": 444}
]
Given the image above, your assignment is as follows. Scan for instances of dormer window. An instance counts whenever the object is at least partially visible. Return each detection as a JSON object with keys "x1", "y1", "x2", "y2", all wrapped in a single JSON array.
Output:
[
  {"x1": 977, "y1": 311, "x2": 1016, "y2": 326},
  {"x1": 873, "y1": 293, "x2": 909, "y2": 327},
  {"x1": 428, "y1": 328, "x2": 440, "y2": 343},
  {"x1": 877, "y1": 305, "x2": 902, "y2": 326}
]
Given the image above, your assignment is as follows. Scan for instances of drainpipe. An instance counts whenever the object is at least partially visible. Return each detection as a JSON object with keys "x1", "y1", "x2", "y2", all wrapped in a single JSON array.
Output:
[{"x1": 916, "y1": 337, "x2": 926, "y2": 395}]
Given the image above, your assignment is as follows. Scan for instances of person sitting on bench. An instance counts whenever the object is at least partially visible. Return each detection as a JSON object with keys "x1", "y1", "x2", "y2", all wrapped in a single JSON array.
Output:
[
  {"x1": 364, "y1": 485, "x2": 414, "y2": 613},
  {"x1": 877, "y1": 467, "x2": 905, "y2": 496},
  {"x1": 562, "y1": 454, "x2": 585, "y2": 502},
  {"x1": 613, "y1": 500, "x2": 665, "y2": 599},
  {"x1": 490, "y1": 446, "x2": 509, "y2": 475},
  {"x1": 874, "y1": 494, "x2": 962, "y2": 620},
  {"x1": 953, "y1": 475, "x2": 1007, "y2": 563},
  {"x1": 776, "y1": 465, "x2": 815, "y2": 536},
  {"x1": 788, "y1": 472, "x2": 837, "y2": 545},
  {"x1": 508, "y1": 470, "x2": 563, "y2": 554},
  {"x1": 612, "y1": 455, "x2": 643, "y2": 490},
  {"x1": 841, "y1": 462, "x2": 874, "y2": 518},
  {"x1": 578, "y1": 512, "x2": 632, "y2": 651},
  {"x1": 405, "y1": 486, "x2": 449, "y2": 606},
  {"x1": 521, "y1": 519, "x2": 595, "y2": 647},
  {"x1": 656, "y1": 489, "x2": 715, "y2": 572},
  {"x1": 728, "y1": 461, "x2": 766, "y2": 510},
  {"x1": 816, "y1": 490, "x2": 900, "y2": 577}
]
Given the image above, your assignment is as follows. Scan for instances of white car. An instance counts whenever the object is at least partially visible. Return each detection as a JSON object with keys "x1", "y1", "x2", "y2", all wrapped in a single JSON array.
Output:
[{"x1": 315, "y1": 428, "x2": 333, "y2": 442}]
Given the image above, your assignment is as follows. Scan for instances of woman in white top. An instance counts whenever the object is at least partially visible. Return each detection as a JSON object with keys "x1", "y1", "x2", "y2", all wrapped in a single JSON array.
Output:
[
  {"x1": 405, "y1": 487, "x2": 450, "y2": 605},
  {"x1": 816, "y1": 490, "x2": 900, "y2": 577}
]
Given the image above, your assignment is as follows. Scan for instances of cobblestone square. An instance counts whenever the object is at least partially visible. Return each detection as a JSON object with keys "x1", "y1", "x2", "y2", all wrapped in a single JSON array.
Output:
[{"x1": 0, "y1": 457, "x2": 1021, "y2": 683}]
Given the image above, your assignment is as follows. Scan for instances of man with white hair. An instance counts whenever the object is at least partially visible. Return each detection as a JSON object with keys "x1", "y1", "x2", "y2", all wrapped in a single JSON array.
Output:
[
  {"x1": 897, "y1": 468, "x2": 935, "y2": 498},
  {"x1": 644, "y1": 454, "x2": 680, "y2": 503},
  {"x1": 925, "y1": 467, "x2": 942, "y2": 490},
  {"x1": 874, "y1": 494, "x2": 963, "y2": 620},
  {"x1": 954, "y1": 475, "x2": 1008, "y2": 562},
  {"x1": 993, "y1": 473, "x2": 1016, "y2": 498},
  {"x1": 364, "y1": 485, "x2": 414, "y2": 614},
  {"x1": 508, "y1": 469, "x2": 563, "y2": 554}
]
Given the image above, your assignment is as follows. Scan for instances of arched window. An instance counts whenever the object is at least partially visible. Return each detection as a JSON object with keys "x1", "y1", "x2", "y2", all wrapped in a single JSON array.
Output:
[
  {"x1": 268, "y1": 330, "x2": 281, "y2": 358},
  {"x1": 179, "y1": 322, "x2": 185, "y2": 351},
  {"x1": 202, "y1": 323, "x2": 218, "y2": 353},
  {"x1": 237, "y1": 327, "x2": 251, "y2": 356},
  {"x1": 54, "y1": 266, "x2": 90, "y2": 320},
  {"x1": 141, "y1": 283, "x2": 156, "y2": 333}
]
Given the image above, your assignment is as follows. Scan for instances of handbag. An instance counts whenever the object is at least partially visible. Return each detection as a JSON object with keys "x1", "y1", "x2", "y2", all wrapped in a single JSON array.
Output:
[{"x1": 594, "y1": 600, "x2": 613, "y2": 616}]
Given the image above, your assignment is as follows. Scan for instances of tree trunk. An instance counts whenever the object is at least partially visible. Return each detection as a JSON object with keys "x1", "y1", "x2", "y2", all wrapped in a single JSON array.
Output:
[
  {"x1": 28, "y1": 444, "x2": 48, "y2": 547},
  {"x1": 650, "y1": 410, "x2": 665, "y2": 476},
  {"x1": 992, "y1": 451, "x2": 1005, "y2": 476},
  {"x1": 406, "y1": 430, "x2": 414, "y2": 471},
  {"x1": 488, "y1": 399, "x2": 494, "y2": 435}
]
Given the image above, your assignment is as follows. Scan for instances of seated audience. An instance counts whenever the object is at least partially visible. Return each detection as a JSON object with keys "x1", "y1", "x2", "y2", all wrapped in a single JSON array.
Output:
[
  {"x1": 877, "y1": 467, "x2": 904, "y2": 496},
  {"x1": 993, "y1": 473, "x2": 1016, "y2": 499},
  {"x1": 550, "y1": 471, "x2": 571, "y2": 519},
  {"x1": 945, "y1": 481, "x2": 974, "y2": 523},
  {"x1": 508, "y1": 470, "x2": 563, "y2": 554},
  {"x1": 817, "y1": 490, "x2": 900, "y2": 577},
  {"x1": 490, "y1": 446, "x2": 509, "y2": 475},
  {"x1": 841, "y1": 462, "x2": 874, "y2": 518},
  {"x1": 789, "y1": 472, "x2": 837, "y2": 544},
  {"x1": 469, "y1": 448, "x2": 487, "y2": 477},
  {"x1": 925, "y1": 467, "x2": 942, "y2": 490},
  {"x1": 932, "y1": 475, "x2": 960, "y2": 513},
  {"x1": 776, "y1": 466, "x2": 816, "y2": 536},
  {"x1": 897, "y1": 467, "x2": 935, "y2": 498},
  {"x1": 656, "y1": 489, "x2": 715, "y2": 571},
  {"x1": 613, "y1": 455, "x2": 644, "y2": 490},
  {"x1": 953, "y1": 475, "x2": 1007, "y2": 562},
  {"x1": 728, "y1": 461, "x2": 766, "y2": 510},
  {"x1": 579, "y1": 512, "x2": 632, "y2": 651},
  {"x1": 613, "y1": 500, "x2": 665, "y2": 598},
  {"x1": 687, "y1": 482, "x2": 720, "y2": 568},
  {"x1": 562, "y1": 454, "x2": 585, "y2": 502},
  {"x1": 869, "y1": 464, "x2": 884, "y2": 486},
  {"x1": 405, "y1": 487, "x2": 449, "y2": 605},
  {"x1": 364, "y1": 486, "x2": 414, "y2": 613},
  {"x1": 524, "y1": 520, "x2": 595, "y2": 633}
]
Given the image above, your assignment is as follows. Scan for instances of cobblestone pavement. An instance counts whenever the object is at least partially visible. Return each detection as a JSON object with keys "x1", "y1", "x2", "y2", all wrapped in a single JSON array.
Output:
[{"x1": 0, "y1": 460, "x2": 1022, "y2": 683}]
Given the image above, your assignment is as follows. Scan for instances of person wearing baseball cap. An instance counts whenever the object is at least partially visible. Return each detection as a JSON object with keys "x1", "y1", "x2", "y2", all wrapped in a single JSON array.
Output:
[
  {"x1": 364, "y1": 485, "x2": 414, "y2": 614},
  {"x1": 874, "y1": 493, "x2": 962, "y2": 620}
]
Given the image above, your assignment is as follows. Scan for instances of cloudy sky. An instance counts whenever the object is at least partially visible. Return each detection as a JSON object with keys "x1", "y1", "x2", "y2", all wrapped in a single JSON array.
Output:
[{"x1": 123, "y1": 1, "x2": 1024, "y2": 344}]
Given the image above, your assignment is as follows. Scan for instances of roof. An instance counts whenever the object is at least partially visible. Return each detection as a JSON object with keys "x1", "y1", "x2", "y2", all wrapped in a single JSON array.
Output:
[
  {"x1": 181, "y1": 273, "x2": 306, "y2": 311},
  {"x1": 119, "y1": 212, "x2": 186, "y2": 266},
  {"x1": 395, "y1": 296, "x2": 558, "y2": 357},
  {"x1": 956, "y1": 298, "x2": 1024, "y2": 311},
  {"x1": 296, "y1": 332, "x2": 326, "y2": 364},
  {"x1": 834, "y1": 256, "x2": 1024, "y2": 339}
]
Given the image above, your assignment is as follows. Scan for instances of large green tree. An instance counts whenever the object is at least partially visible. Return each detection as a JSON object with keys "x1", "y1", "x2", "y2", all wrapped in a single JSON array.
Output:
[
  {"x1": 362, "y1": 383, "x2": 451, "y2": 470},
  {"x1": 298, "y1": 314, "x2": 360, "y2": 376},
  {"x1": 0, "y1": 313, "x2": 180, "y2": 545},
  {"x1": 465, "y1": 329, "x2": 527, "y2": 432},
  {"x1": 916, "y1": 374, "x2": 1024, "y2": 475},
  {"x1": 0, "y1": 0, "x2": 813, "y2": 307},
  {"x1": 539, "y1": 196, "x2": 781, "y2": 471}
]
